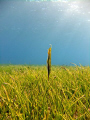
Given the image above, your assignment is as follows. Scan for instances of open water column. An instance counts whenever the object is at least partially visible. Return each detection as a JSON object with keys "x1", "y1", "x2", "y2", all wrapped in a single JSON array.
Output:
[{"x1": 0, "y1": 0, "x2": 90, "y2": 65}]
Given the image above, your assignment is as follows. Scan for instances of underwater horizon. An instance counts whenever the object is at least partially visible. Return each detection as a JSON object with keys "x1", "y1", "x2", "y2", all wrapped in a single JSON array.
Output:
[{"x1": 0, "y1": 0, "x2": 90, "y2": 66}]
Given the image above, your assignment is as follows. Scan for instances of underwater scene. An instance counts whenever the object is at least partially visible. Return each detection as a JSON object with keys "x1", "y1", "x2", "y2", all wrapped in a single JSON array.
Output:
[
  {"x1": 0, "y1": 0, "x2": 90, "y2": 65},
  {"x1": 0, "y1": 0, "x2": 90, "y2": 120}
]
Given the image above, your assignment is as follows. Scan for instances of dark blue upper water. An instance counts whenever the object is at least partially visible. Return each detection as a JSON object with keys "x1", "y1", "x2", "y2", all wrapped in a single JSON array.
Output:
[{"x1": 0, "y1": 0, "x2": 90, "y2": 65}]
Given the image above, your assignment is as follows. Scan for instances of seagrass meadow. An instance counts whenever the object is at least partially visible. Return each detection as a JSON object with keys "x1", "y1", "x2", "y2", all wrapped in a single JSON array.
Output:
[{"x1": 0, "y1": 65, "x2": 90, "y2": 120}]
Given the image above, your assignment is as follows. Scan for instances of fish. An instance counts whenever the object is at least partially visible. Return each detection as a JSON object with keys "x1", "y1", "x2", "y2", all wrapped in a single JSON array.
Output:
[{"x1": 47, "y1": 44, "x2": 52, "y2": 81}]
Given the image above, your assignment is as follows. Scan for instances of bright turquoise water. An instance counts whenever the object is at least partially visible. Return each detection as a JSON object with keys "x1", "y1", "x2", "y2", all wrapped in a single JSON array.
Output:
[{"x1": 0, "y1": 0, "x2": 90, "y2": 65}]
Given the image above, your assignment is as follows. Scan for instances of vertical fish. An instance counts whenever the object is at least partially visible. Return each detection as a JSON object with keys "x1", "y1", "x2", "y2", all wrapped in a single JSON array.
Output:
[{"x1": 47, "y1": 44, "x2": 52, "y2": 81}]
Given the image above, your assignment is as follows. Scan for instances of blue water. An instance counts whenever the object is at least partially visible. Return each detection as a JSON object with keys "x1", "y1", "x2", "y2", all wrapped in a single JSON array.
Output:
[{"x1": 0, "y1": 0, "x2": 90, "y2": 65}]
